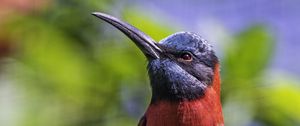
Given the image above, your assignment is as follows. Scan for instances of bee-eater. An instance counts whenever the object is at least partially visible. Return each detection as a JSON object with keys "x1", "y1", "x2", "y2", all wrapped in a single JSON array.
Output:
[{"x1": 92, "y1": 12, "x2": 224, "y2": 126}]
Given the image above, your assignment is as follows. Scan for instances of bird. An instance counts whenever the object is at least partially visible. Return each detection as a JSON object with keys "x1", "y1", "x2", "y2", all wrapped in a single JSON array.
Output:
[{"x1": 92, "y1": 12, "x2": 224, "y2": 126}]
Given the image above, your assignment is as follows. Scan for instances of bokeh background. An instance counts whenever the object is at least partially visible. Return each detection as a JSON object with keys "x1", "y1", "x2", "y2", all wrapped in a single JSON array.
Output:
[{"x1": 0, "y1": 0, "x2": 300, "y2": 126}]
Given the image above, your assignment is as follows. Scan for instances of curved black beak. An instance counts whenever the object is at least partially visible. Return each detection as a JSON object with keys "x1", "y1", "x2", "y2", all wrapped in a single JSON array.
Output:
[{"x1": 92, "y1": 12, "x2": 162, "y2": 59}]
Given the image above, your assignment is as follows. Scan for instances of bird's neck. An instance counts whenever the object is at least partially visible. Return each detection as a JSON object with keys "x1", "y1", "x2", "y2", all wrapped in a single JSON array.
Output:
[{"x1": 145, "y1": 64, "x2": 223, "y2": 126}]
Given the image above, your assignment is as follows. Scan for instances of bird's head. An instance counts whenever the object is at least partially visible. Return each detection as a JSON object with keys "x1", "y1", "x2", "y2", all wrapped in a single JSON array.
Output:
[
  {"x1": 93, "y1": 12, "x2": 219, "y2": 102},
  {"x1": 148, "y1": 32, "x2": 218, "y2": 102}
]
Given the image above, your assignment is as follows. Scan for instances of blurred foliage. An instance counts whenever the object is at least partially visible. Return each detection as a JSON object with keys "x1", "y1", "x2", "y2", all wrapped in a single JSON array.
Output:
[
  {"x1": 221, "y1": 25, "x2": 300, "y2": 126},
  {"x1": 0, "y1": 0, "x2": 300, "y2": 126}
]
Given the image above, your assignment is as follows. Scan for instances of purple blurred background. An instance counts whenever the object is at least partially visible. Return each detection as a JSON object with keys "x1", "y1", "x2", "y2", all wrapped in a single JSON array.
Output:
[{"x1": 130, "y1": 0, "x2": 300, "y2": 76}]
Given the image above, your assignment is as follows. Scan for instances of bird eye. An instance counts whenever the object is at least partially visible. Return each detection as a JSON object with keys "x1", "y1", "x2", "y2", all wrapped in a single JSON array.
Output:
[{"x1": 180, "y1": 52, "x2": 192, "y2": 61}]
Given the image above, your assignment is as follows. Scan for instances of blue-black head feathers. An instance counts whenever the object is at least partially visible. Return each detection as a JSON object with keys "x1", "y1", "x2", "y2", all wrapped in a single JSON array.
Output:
[{"x1": 148, "y1": 32, "x2": 218, "y2": 102}]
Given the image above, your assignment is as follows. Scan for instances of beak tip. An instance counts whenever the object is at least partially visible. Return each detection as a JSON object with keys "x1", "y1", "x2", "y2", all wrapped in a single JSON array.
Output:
[
  {"x1": 92, "y1": 12, "x2": 106, "y2": 18},
  {"x1": 91, "y1": 12, "x2": 99, "y2": 17},
  {"x1": 91, "y1": 12, "x2": 112, "y2": 21}
]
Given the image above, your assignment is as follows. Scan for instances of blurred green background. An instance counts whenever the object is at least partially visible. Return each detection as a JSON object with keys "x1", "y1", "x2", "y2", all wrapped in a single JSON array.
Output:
[{"x1": 0, "y1": 0, "x2": 299, "y2": 126}]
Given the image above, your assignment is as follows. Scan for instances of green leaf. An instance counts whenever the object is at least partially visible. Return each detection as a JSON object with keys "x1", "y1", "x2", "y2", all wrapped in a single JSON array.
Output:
[
  {"x1": 222, "y1": 25, "x2": 275, "y2": 96},
  {"x1": 223, "y1": 25, "x2": 274, "y2": 81},
  {"x1": 221, "y1": 25, "x2": 275, "y2": 125},
  {"x1": 258, "y1": 76, "x2": 300, "y2": 126}
]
